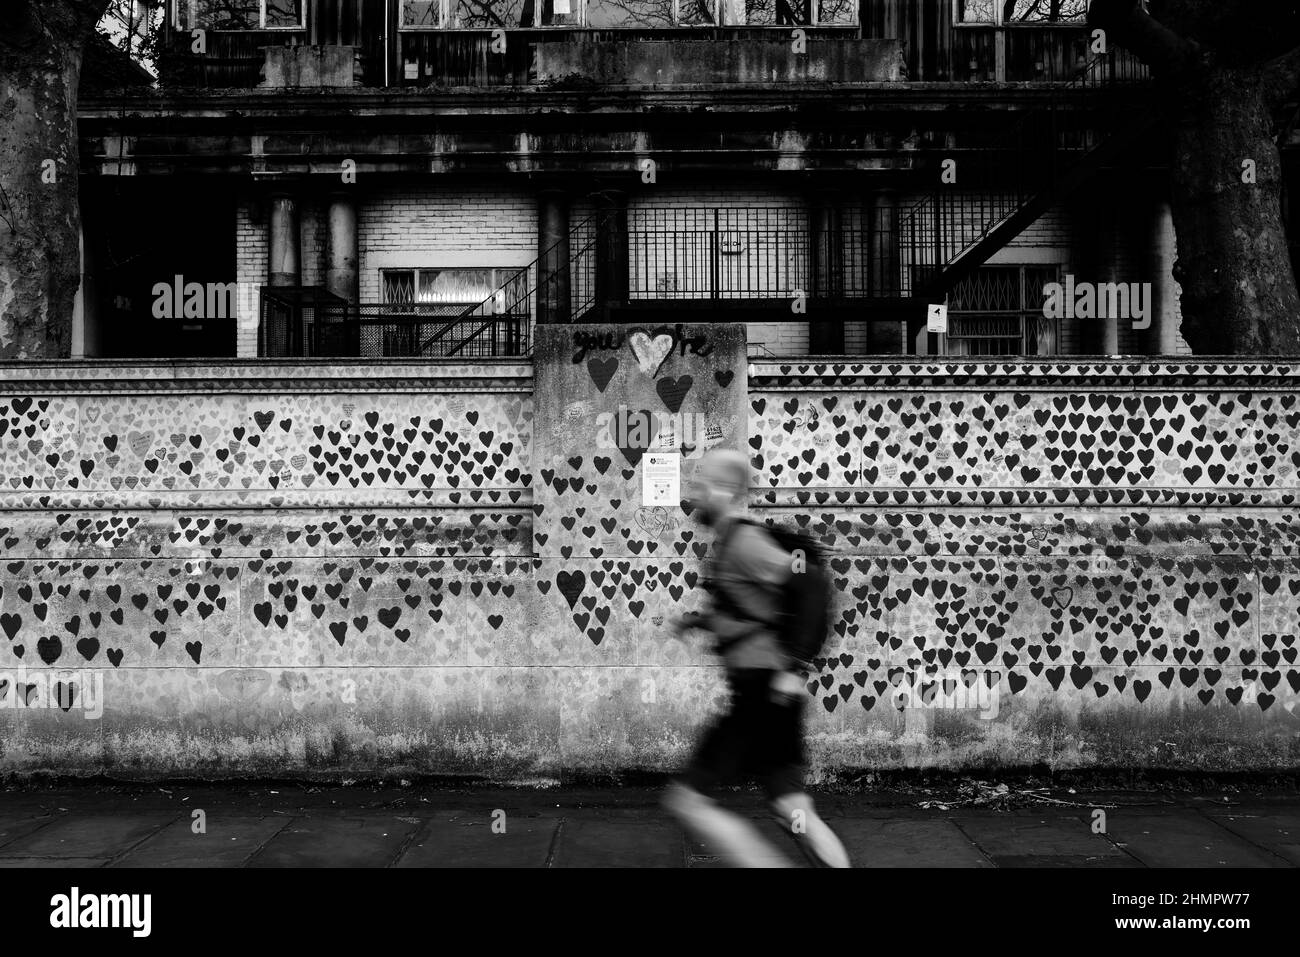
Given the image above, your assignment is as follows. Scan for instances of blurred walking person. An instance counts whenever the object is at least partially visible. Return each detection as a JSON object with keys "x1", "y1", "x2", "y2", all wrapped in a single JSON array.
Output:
[{"x1": 662, "y1": 448, "x2": 850, "y2": 868}]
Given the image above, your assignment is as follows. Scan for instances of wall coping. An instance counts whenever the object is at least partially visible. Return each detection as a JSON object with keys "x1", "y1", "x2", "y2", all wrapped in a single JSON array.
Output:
[
  {"x1": 749, "y1": 358, "x2": 1300, "y2": 390},
  {"x1": 0, "y1": 360, "x2": 534, "y2": 394},
  {"x1": 5, "y1": 357, "x2": 1297, "y2": 392}
]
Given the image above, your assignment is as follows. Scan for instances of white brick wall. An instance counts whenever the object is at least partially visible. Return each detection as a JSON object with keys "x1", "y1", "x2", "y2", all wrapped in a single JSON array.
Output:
[
  {"x1": 358, "y1": 186, "x2": 536, "y2": 302},
  {"x1": 235, "y1": 199, "x2": 267, "y2": 358}
]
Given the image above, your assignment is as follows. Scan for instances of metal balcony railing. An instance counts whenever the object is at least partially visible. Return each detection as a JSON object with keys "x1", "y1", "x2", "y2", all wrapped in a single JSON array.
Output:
[
  {"x1": 259, "y1": 289, "x2": 530, "y2": 358},
  {"x1": 628, "y1": 205, "x2": 905, "y2": 301},
  {"x1": 258, "y1": 210, "x2": 602, "y2": 359}
]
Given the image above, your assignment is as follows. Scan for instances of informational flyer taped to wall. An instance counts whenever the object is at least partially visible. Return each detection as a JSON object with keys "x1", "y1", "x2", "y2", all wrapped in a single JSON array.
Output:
[{"x1": 642, "y1": 452, "x2": 680, "y2": 507}]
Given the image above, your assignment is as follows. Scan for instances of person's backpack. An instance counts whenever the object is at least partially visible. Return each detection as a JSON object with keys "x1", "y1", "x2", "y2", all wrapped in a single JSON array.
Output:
[{"x1": 711, "y1": 518, "x2": 832, "y2": 668}]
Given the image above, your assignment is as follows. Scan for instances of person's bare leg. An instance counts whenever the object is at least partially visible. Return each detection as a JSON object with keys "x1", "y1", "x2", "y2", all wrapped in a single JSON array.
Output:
[
  {"x1": 770, "y1": 792, "x2": 851, "y2": 868},
  {"x1": 663, "y1": 782, "x2": 794, "y2": 868}
]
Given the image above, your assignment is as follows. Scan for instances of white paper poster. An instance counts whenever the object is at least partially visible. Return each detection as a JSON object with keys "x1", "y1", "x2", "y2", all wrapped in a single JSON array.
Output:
[
  {"x1": 927, "y1": 303, "x2": 948, "y2": 334},
  {"x1": 642, "y1": 452, "x2": 680, "y2": 507},
  {"x1": 553, "y1": 0, "x2": 571, "y2": 13}
]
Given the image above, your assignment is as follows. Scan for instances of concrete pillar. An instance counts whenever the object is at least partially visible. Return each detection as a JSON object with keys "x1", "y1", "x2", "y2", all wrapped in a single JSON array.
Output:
[
  {"x1": 323, "y1": 192, "x2": 360, "y2": 356},
  {"x1": 325, "y1": 193, "x2": 359, "y2": 302},
  {"x1": 536, "y1": 189, "x2": 570, "y2": 324},
  {"x1": 594, "y1": 190, "x2": 629, "y2": 321},
  {"x1": 268, "y1": 193, "x2": 301, "y2": 288},
  {"x1": 807, "y1": 190, "x2": 844, "y2": 354},
  {"x1": 870, "y1": 189, "x2": 899, "y2": 298},
  {"x1": 1147, "y1": 196, "x2": 1182, "y2": 355},
  {"x1": 72, "y1": 226, "x2": 86, "y2": 359},
  {"x1": 869, "y1": 189, "x2": 905, "y2": 353},
  {"x1": 1098, "y1": 208, "x2": 1122, "y2": 356}
]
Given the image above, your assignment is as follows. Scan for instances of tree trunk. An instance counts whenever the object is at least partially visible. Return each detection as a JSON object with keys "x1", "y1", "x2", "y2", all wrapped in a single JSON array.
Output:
[
  {"x1": 1169, "y1": 67, "x2": 1300, "y2": 354},
  {"x1": 0, "y1": 4, "x2": 102, "y2": 359}
]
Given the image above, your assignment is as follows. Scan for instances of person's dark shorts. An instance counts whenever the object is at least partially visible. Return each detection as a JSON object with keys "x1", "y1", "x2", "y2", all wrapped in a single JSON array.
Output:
[{"x1": 683, "y1": 668, "x2": 805, "y2": 800}]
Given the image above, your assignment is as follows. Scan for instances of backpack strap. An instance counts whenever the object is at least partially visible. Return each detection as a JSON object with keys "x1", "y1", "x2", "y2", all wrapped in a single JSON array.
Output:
[{"x1": 706, "y1": 517, "x2": 785, "y2": 646}]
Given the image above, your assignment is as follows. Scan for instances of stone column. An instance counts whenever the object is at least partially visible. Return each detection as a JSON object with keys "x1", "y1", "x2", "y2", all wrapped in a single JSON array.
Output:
[
  {"x1": 1098, "y1": 206, "x2": 1122, "y2": 356},
  {"x1": 324, "y1": 192, "x2": 360, "y2": 356},
  {"x1": 71, "y1": 225, "x2": 87, "y2": 358},
  {"x1": 325, "y1": 193, "x2": 359, "y2": 302},
  {"x1": 263, "y1": 192, "x2": 302, "y2": 357},
  {"x1": 594, "y1": 189, "x2": 629, "y2": 322},
  {"x1": 870, "y1": 188, "x2": 904, "y2": 352},
  {"x1": 268, "y1": 193, "x2": 301, "y2": 288},
  {"x1": 807, "y1": 190, "x2": 843, "y2": 354},
  {"x1": 1147, "y1": 195, "x2": 1182, "y2": 355},
  {"x1": 536, "y1": 189, "x2": 570, "y2": 324}
]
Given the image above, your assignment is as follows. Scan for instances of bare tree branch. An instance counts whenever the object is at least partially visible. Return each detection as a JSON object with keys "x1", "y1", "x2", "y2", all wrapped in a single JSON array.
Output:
[
  {"x1": 1088, "y1": 0, "x2": 1201, "y2": 75},
  {"x1": 1261, "y1": 42, "x2": 1300, "y2": 111}
]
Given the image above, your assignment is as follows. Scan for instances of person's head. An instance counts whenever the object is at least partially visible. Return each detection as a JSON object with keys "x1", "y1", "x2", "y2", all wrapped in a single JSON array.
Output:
[{"x1": 686, "y1": 448, "x2": 749, "y2": 528}]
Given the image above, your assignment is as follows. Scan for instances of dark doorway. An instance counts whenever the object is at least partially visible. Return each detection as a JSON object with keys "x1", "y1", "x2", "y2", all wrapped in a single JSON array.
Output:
[{"x1": 81, "y1": 178, "x2": 238, "y2": 358}]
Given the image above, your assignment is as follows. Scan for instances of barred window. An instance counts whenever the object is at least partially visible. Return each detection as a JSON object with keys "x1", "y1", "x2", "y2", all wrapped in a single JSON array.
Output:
[
  {"x1": 945, "y1": 265, "x2": 1060, "y2": 356},
  {"x1": 381, "y1": 268, "x2": 502, "y2": 307}
]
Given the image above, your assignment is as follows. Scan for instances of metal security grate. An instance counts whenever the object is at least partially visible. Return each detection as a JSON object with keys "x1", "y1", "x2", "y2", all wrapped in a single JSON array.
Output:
[{"x1": 945, "y1": 265, "x2": 1060, "y2": 356}]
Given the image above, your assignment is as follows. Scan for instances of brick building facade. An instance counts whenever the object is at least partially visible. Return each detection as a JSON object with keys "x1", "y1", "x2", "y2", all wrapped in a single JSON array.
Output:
[{"x1": 76, "y1": 0, "x2": 1190, "y2": 360}]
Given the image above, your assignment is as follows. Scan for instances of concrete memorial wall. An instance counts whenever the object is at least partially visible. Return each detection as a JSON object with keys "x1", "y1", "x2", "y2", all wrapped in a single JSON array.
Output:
[{"x1": 0, "y1": 348, "x2": 1297, "y2": 777}]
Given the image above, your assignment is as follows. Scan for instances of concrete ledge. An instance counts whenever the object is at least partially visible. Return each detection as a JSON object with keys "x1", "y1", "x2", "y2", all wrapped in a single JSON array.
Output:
[
  {"x1": 0, "y1": 359, "x2": 533, "y2": 394},
  {"x1": 749, "y1": 357, "x2": 1300, "y2": 390},
  {"x1": 533, "y1": 38, "x2": 905, "y2": 87}
]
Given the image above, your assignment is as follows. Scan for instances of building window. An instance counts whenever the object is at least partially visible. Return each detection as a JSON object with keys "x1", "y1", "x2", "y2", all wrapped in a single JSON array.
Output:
[
  {"x1": 401, "y1": 0, "x2": 444, "y2": 28},
  {"x1": 955, "y1": 0, "x2": 998, "y2": 23},
  {"x1": 944, "y1": 265, "x2": 1059, "y2": 356},
  {"x1": 399, "y1": 0, "x2": 588, "y2": 28},
  {"x1": 1004, "y1": 0, "x2": 1089, "y2": 24},
  {"x1": 815, "y1": 0, "x2": 857, "y2": 26},
  {"x1": 174, "y1": 0, "x2": 306, "y2": 30},
  {"x1": 955, "y1": 0, "x2": 1089, "y2": 26},
  {"x1": 396, "y1": 0, "x2": 855, "y2": 28},
  {"x1": 583, "y1": 0, "x2": 679, "y2": 29},
  {"x1": 381, "y1": 268, "x2": 505, "y2": 308},
  {"x1": 676, "y1": 0, "x2": 721, "y2": 26}
]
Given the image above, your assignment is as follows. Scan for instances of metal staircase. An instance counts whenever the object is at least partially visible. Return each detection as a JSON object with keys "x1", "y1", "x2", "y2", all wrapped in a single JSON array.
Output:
[
  {"x1": 899, "y1": 49, "x2": 1156, "y2": 304},
  {"x1": 438, "y1": 209, "x2": 604, "y2": 357}
]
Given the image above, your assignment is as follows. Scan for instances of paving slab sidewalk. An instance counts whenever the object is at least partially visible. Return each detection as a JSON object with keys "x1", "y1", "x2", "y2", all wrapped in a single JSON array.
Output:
[{"x1": 0, "y1": 785, "x2": 1295, "y2": 868}]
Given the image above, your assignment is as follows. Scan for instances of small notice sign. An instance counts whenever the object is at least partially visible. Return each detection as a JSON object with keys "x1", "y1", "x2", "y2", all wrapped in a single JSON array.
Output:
[
  {"x1": 553, "y1": 0, "x2": 571, "y2": 12},
  {"x1": 927, "y1": 303, "x2": 948, "y2": 334},
  {"x1": 643, "y1": 452, "x2": 680, "y2": 507}
]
